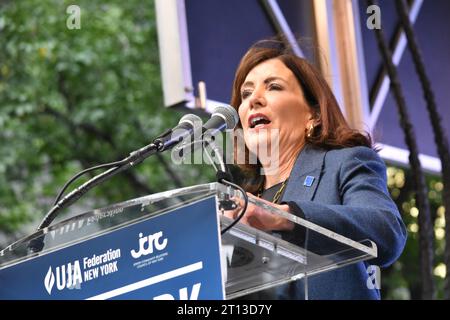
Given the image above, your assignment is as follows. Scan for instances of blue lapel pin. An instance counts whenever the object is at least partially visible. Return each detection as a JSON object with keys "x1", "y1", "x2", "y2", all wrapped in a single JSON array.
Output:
[{"x1": 303, "y1": 176, "x2": 315, "y2": 187}]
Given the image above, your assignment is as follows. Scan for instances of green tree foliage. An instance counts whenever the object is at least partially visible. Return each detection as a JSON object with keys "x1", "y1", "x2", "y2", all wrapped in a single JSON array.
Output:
[
  {"x1": 2, "y1": 0, "x2": 445, "y2": 300},
  {"x1": 0, "y1": 0, "x2": 214, "y2": 238},
  {"x1": 383, "y1": 167, "x2": 445, "y2": 299}
]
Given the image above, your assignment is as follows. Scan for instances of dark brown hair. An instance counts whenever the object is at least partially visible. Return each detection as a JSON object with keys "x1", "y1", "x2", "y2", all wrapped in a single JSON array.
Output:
[{"x1": 230, "y1": 39, "x2": 373, "y2": 192}]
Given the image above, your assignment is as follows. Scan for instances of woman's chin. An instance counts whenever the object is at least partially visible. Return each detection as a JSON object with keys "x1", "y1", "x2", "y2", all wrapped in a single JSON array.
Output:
[
  {"x1": 245, "y1": 137, "x2": 274, "y2": 156},
  {"x1": 247, "y1": 128, "x2": 277, "y2": 143}
]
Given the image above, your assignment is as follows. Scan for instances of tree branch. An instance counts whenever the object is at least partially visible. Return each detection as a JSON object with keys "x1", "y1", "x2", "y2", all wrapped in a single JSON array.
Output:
[{"x1": 39, "y1": 104, "x2": 157, "y2": 197}]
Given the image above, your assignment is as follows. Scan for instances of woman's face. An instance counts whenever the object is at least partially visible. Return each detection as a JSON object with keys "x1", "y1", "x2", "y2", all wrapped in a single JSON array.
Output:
[{"x1": 238, "y1": 58, "x2": 313, "y2": 159}]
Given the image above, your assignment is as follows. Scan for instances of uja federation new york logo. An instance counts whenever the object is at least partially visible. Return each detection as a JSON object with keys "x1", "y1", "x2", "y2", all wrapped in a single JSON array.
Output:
[{"x1": 44, "y1": 261, "x2": 83, "y2": 295}]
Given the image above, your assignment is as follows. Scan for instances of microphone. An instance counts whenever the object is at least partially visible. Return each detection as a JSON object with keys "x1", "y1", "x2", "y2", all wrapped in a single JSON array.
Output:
[
  {"x1": 200, "y1": 104, "x2": 239, "y2": 174},
  {"x1": 202, "y1": 104, "x2": 239, "y2": 137},
  {"x1": 153, "y1": 114, "x2": 202, "y2": 152},
  {"x1": 198, "y1": 104, "x2": 238, "y2": 182},
  {"x1": 173, "y1": 105, "x2": 239, "y2": 157},
  {"x1": 200, "y1": 105, "x2": 239, "y2": 210}
]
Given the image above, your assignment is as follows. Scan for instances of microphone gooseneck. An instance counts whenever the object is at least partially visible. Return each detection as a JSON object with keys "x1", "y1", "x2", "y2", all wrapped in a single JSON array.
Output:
[
  {"x1": 30, "y1": 113, "x2": 204, "y2": 253},
  {"x1": 29, "y1": 108, "x2": 238, "y2": 253}
]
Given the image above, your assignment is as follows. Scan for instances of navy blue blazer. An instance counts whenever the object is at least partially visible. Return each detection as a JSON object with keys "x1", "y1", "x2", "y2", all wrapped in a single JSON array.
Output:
[{"x1": 275, "y1": 144, "x2": 407, "y2": 300}]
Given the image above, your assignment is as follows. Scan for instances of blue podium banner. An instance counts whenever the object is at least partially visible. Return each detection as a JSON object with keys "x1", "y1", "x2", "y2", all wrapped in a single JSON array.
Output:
[{"x1": 0, "y1": 196, "x2": 224, "y2": 300}]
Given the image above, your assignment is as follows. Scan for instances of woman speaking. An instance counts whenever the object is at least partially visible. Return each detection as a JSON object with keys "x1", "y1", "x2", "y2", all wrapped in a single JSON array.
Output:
[{"x1": 226, "y1": 39, "x2": 407, "y2": 300}]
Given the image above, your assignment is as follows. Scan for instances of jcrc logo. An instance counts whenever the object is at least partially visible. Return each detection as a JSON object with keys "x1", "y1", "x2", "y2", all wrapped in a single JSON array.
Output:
[
  {"x1": 131, "y1": 231, "x2": 168, "y2": 259},
  {"x1": 44, "y1": 261, "x2": 83, "y2": 295}
]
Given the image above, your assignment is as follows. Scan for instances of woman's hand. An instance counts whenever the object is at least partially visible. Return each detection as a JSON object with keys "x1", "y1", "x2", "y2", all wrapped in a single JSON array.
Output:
[{"x1": 223, "y1": 192, "x2": 294, "y2": 232}]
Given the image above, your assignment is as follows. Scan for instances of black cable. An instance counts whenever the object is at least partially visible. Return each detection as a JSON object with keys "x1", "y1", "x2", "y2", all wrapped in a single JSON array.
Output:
[
  {"x1": 53, "y1": 159, "x2": 128, "y2": 205},
  {"x1": 52, "y1": 127, "x2": 167, "y2": 204},
  {"x1": 195, "y1": 135, "x2": 248, "y2": 235},
  {"x1": 219, "y1": 179, "x2": 248, "y2": 235},
  {"x1": 28, "y1": 143, "x2": 161, "y2": 253},
  {"x1": 38, "y1": 165, "x2": 130, "y2": 231},
  {"x1": 36, "y1": 142, "x2": 160, "y2": 230}
]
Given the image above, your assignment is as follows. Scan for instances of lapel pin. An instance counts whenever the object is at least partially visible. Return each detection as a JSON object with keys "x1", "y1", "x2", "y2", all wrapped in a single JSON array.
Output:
[{"x1": 303, "y1": 176, "x2": 315, "y2": 187}]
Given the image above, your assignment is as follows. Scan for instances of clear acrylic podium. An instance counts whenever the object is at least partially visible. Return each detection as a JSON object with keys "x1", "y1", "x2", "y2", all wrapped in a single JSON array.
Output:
[{"x1": 0, "y1": 182, "x2": 377, "y2": 300}]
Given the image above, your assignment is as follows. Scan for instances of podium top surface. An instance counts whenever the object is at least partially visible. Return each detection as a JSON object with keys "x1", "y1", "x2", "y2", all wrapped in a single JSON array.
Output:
[
  {"x1": 1, "y1": 182, "x2": 377, "y2": 268},
  {"x1": 0, "y1": 183, "x2": 222, "y2": 267},
  {"x1": 0, "y1": 182, "x2": 377, "y2": 299}
]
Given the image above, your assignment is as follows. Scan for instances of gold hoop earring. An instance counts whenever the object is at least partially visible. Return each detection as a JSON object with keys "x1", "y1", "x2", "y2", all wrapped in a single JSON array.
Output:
[{"x1": 307, "y1": 124, "x2": 314, "y2": 138}]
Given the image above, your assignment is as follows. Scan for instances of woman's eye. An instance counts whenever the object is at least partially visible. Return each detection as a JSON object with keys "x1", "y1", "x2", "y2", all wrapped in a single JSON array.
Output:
[
  {"x1": 269, "y1": 83, "x2": 282, "y2": 90},
  {"x1": 241, "y1": 90, "x2": 252, "y2": 99}
]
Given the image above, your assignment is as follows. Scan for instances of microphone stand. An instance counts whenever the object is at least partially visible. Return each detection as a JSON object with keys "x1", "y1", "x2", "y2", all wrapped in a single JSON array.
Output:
[
  {"x1": 28, "y1": 141, "x2": 161, "y2": 253},
  {"x1": 202, "y1": 136, "x2": 235, "y2": 208},
  {"x1": 200, "y1": 136, "x2": 248, "y2": 235}
]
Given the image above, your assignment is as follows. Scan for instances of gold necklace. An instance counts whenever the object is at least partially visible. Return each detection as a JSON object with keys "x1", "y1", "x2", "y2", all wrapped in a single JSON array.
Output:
[{"x1": 258, "y1": 179, "x2": 288, "y2": 204}]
